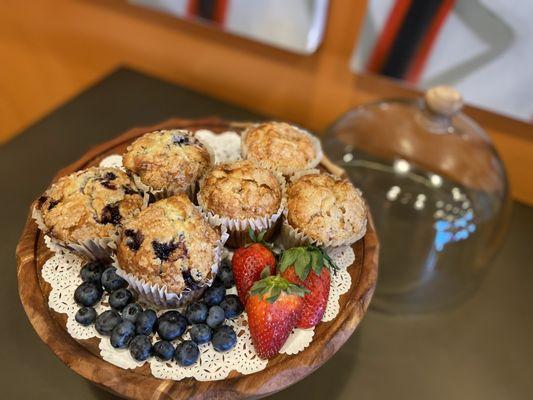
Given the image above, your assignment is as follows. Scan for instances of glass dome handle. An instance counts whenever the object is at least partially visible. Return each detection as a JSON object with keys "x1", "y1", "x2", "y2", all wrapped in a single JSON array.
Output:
[{"x1": 424, "y1": 85, "x2": 464, "y2": 117}]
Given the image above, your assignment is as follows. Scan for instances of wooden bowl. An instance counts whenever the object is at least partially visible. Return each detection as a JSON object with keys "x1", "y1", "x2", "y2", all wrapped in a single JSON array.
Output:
[{"x1": 16, "y1": 118, "x2": 379, "y2": 400}]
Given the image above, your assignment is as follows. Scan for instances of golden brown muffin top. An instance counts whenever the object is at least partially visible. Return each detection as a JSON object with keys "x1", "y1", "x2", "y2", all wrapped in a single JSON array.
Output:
[
  {"x1": 37, "y1": 167, "x2": 144, "y2": 243},
  {"x1": 286, "y1": 173, "x2": 367, "y2": 244},
  {"x1": 242, "y1": 122, "x2": 320, "y2": 174},
  {"x1": 116, "y1": 194, "x2": 221, "y2": 294},
  {"x1": 122, "y1": 129, "x2": 212, "y2": 193},
  {"x1": 198, "y1": 160, "x2": 282, "y2": 219}
]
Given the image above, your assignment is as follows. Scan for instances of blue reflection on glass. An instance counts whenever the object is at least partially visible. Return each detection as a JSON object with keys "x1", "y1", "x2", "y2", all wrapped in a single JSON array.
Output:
[{"x1": 434, "y1": 208, "x2": 475, "y2": 252}]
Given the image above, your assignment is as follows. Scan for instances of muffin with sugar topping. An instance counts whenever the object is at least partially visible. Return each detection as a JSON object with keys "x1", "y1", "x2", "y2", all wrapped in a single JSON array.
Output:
[
  {"x1": 34, "y1": 167, "x2": 145, "y2": 260},
  {"x1": 122, "y1": 129, "x2": 212, "y2": 198},
  {"x1": 241, "y1": 121, "x2": 322, "y2": 175},
  {"x1": 115, "y1": 194, "x2": 226, "y2": 307},
  {"x1": 282, "y1": 171, "x2": 367, "y2": 247},
  {"x1": 197, "y1": 160, "x2": 285, "y2": 247}
]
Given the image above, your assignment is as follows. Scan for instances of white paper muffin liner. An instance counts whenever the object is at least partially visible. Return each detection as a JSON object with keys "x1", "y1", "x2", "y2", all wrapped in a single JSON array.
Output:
[
  {"x1": 130, "y1": 173, "x2": 199, "y2": 202},
  {"x1": 113, "y1": 226, "x2": 229, "y2": 308},
  {"x1": 280, "y1": 169, "x2": 367, "y2": 249},
  {"x1": 240, "y1": 122, "x2": 323, "y2": 176},
  {"x1": 32, "y1": 205, "x2": 118, "y2": 261},
  {"x1": 197, "y1": 167, "x2": 287, "y2": 248}
]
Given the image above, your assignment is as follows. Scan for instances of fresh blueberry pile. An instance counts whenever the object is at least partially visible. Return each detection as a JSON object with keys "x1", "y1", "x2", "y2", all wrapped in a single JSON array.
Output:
[{"x1": 73, "y1": 259, "x2": 241, "y2": 366}]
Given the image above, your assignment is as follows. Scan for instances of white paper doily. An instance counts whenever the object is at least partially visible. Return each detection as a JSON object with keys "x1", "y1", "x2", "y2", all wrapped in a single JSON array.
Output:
[
  {"x1": 195, "y1": 130, "x2": 242, "y2": 164},
  {"x1": 40, "y1": 130, "x2": 357, "y2": 382}
]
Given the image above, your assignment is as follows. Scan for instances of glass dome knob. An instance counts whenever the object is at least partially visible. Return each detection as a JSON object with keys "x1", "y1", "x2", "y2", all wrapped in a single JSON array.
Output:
[{"x1": 424, "y1": 85, "x2": 464, "y2": 117}]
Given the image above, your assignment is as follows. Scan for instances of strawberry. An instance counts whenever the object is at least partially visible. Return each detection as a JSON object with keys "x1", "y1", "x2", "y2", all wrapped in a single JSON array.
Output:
[
  {"x1": 278, "y1": 246, "x2": 336, "y2": 329},
  {"x1": 246, "y1": 274, "x2": 307, "y2": 359},
  {"x1": 231, "y1": 229, "x2": 276, "y2": 304}
]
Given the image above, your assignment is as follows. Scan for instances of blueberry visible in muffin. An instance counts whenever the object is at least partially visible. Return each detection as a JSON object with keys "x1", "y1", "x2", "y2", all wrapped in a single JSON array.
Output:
[
  {"x1": 124, "y1": 229, "x2": 144, "y2": 251},
  {"x1": 37, "y1": 167, "x2": 144, "y2": 244},
  {"x1": 116, "y1": 194, "x2": 221, "y2": 296}
]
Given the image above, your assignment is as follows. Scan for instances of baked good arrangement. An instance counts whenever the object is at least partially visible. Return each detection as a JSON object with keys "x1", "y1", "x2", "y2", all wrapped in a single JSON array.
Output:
[{"x1": 17, "y1": 118, "x2": 378, "y2": 399}]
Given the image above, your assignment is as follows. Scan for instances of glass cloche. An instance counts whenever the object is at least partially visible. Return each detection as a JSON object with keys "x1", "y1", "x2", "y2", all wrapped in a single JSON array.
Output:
[{"x1": 323, "y1": 86, "x2": 511, "y2": 314}]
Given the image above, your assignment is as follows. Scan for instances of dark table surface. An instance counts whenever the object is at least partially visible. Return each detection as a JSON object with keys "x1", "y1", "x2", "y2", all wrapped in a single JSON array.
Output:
[{"x1": 2, "y1": 68, "x2": 533, "y2": 400}]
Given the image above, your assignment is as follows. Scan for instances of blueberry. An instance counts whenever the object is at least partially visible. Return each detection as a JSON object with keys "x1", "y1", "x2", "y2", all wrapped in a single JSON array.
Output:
[
  {"x1": 174, "y1": 340, "x2": 200, "y2": 366},
  {"x1": 185, "y1": 302, "x2": 208, "y2": 325},
  {"x1": 156, "y1": 312, "x2": 187, "y2": 341},
  {"x1": 135, "y1": 309, "x2": 157, "y2": 335},
  {"x1": 74, "y1": 282, "x2": 103, "y2": 307},
  {"x1": 153, "y1": 340, "x2": 175, "y2": 361},
  {"x1": 100, "y1": 180, "x2": 117, "y2": 190},
  {"x1": 48, "y1": 199, "x2": 59, "y2": 210},
  {"x1": 220, "y1": 294, "x2": 244, "y2": 319},
  {"x1": 157, "y1": 310, "x2": 181, "y2": 323},
  {"x1": 206, "y1": 305, "x2": 225, "y2": 329},
  {"x1": 212, "y1": 325, "x2": 237, "y2": 352},
  {"x1": 124, "y1": 229, "x2": 144, "y2": 252},
  {"x1": 216, "y1": 260, "x2": 234, "y2": 289},
  {"x1": 122, "y1": 303, "x2": 143, "y2": 323},
  {"x1": 104, "y1": 171, "x2": 117, "y2": 181},
  {"x1": 203, "y1": 284, "x2": 225, "y2": 307},
  {"x1": 129, "y1": 335, "x2": 152, "y2": 361},
  {"x1": 95, "y1": 310, "x2": 122, "y2": 336},
  {"x1": 152, "y1": 240, "x2": 180, "y2": 261},
  {"x1": 189, "y1": 324, "x2": 212, "y2": 345},
  {"x1": 109, "y1": 288, "x2": 134, "y2": 311},
  {"x1": 172, "y1": 134, "x2": 190, "y2": 145},
  {"x1": 80, "y1": 261, "x2": 106, "y2": 284},
  {"x1": 75, "y1": 307, "x2": 97, "y2": 326},
  {"x1": 101, "y1": 267, "x2": 127, "y2": 293},
  {"x1": 100, "y1": 203, "x2": 122, "y2": 225},
  {"x1": 182, "y1": 269, "x2": 200, "y2": 290},
  {"x1": 110, "y1": 321, "x2": 135, "y2": 349}
]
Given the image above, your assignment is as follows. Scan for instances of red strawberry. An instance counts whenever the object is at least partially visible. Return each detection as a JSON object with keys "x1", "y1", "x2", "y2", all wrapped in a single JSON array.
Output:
[
  {"x1": 278, "y1": 246, "x2": 335, "y2": 329},
  {"x1": 246, "y1": 275, "x2": 307, "y2": 359},
  {"x1": 231, "y1": 230, "x2": 276, "y2": 304}
]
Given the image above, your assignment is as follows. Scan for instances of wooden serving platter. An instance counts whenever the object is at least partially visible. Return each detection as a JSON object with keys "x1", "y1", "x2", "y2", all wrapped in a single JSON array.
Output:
[{"x1": 16, "y1": 118, "x2": 379, "y2": 400}]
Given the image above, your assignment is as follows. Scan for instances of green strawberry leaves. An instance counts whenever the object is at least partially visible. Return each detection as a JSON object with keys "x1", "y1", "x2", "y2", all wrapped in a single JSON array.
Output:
[
  {"x1": 279, "y1": 245, "x2": 337, "y2": 281},
  {"x1": 248, "y1": 227, "x2": 266, "y2": 243},
  {"x1": 294, "y1": 251, "x2": 310, "y2": 279},
  {"x1": 250, "y1": 275, "x2": 308, "y2": 303},
  {"x1": 260, "y1": 265, "x2": 271, "y2": 280},
  {"x1": 247, "y1": 227, "x2": 275, "y2": 250}
]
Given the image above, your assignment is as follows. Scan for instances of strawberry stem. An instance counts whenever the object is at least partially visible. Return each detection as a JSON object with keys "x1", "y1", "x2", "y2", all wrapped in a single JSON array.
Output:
[
  {"x1": 249, "y1": 274, "x2": 308, "y2": 303},
  {"x1": 246, "y1": 227, "x2": 272, "y2": 249}
]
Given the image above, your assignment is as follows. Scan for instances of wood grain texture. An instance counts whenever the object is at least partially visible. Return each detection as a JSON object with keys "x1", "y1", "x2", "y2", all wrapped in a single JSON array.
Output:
[
  {"x1": 1, "y1": 0, "x2": 532, "y2": 204},
  {"x1": 16, "y1": 118, "x2": 379, "y2": 400}
]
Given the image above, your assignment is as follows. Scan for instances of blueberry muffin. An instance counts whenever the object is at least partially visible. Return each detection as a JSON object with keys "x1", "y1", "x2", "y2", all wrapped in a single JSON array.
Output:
[
  {"x1": 241, "y1": 122, "x2": 322, "y2": 175},
  {"x1": 35, "y1": 167, "x2": 145, "y2": 259},
  {"x1": 282, "y1": 172, "x2": 367, "y2": 247},
  {"x1": 122, "y1": 129, "x2": 212, "y2": 197},
  {"x1": 115, "y1": 194, "x2": 224, "y2": 306},
  {"x1": 197, "y1": 160, "x2": 284, "y2": 247}
]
